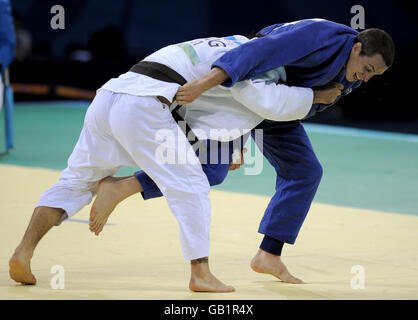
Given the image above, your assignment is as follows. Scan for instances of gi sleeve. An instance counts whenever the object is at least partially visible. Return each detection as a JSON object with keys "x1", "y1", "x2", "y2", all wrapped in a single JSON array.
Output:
[
  {"x1": 212, "y1": 20, "x2": 337, "y2": 87},
  {"x1": 230, "y1": 79, "x2": 313, "y2": 121}
]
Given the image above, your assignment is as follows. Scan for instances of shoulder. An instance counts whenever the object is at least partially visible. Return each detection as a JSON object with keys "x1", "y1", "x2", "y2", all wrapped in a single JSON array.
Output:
[
  {"x1": 314, "y1": 19, "x2": 358, "y2": 35},
  {"x1": 266, "y1": 19, "x2": 357, "y2": 37}
]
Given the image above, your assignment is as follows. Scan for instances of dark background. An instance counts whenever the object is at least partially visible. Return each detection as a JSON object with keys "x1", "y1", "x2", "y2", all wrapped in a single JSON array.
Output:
[{"x1": 9, "y1": 0, "x2": 418, "y2": 133}]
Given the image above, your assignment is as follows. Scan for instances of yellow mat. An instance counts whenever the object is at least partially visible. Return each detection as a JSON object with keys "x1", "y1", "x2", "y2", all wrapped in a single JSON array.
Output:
[{"x1": 1, "y1": 164, "x2": 417, "y2": 300}]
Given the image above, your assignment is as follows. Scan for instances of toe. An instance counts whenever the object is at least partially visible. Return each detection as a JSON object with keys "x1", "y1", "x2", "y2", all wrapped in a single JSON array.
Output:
[{"x1": 226, "y1": 285, "x2": 235, "y2": 292}]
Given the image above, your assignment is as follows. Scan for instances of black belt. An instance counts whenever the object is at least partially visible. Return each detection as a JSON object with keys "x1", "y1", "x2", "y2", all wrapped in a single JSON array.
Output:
[
  {"x1": 130, "y1": 61, "x2": 187, "y2": 86},
  {"x1": 129, "y1": 61, "x2": 200, "y2": 147}
]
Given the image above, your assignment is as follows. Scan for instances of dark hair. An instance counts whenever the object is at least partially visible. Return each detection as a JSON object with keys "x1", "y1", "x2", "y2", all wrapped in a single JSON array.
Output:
[
  {"x1": 246, "y1": 31, "x2": 267, "y2": 39},
  {"x1": 354, "y1": 28, "x2": 395, "y2": 67}
]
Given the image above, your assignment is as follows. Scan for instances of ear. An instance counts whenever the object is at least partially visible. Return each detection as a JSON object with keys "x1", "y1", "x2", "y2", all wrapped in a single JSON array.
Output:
[{"x1": 353, "y1": 41, "x2": 362, "y2": 54}]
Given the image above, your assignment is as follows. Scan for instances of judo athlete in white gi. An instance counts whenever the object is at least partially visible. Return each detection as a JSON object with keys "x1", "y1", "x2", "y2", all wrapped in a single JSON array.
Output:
[{"x1": 8, "y1": 34, "x2": 321, "y2": 291}]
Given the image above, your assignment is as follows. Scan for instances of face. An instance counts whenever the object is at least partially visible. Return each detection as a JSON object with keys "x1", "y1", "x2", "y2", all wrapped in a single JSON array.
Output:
[{"x1": 345, "y1": 42, "x2": 388, "y2": 82}]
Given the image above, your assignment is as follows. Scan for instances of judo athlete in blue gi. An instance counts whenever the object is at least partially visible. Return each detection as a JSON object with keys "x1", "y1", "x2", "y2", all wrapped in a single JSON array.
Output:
[{"x1": 175, "y1": 18, "x2": 394, "y2": 282}]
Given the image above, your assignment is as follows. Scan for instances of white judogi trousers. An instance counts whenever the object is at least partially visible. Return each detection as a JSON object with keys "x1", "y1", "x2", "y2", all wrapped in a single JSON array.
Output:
[{"x1": 37, "y1": 89, "x2": 211, "y2": 260}]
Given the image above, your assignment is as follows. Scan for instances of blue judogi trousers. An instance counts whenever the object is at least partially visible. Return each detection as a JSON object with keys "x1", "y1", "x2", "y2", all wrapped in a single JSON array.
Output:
[
  {"x1": 135, "y1": 120, "x2": 322, "y2": 255},
  {"x1": 253, "y1": 120, "x2": 323, "y2": 246}
]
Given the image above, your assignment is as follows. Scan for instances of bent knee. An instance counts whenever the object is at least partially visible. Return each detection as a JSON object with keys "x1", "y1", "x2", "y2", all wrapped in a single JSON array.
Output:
[
  {"x1": 306, "y1": 161, "x2": 323, "y2": 188},
  {"x1": 202, "y1": 164, "x2": 229, "y2": 186},
  {"x1": 206, "y1": 170, "x2": 228, "y2": 186},
  {"x1": 207, "y1": 174, "x2": 227, "y2": 186},
  {"x1": 290, "y1": 159, "x2": 323, "y2": 185},
  {"x1": 312, "y1": 161, "x2": 323, "y2": 181}
]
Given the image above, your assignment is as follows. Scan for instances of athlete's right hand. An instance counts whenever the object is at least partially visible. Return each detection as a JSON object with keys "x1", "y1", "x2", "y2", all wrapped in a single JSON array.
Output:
[{"x1": 313, "y1": 82, "x2": 344, "y2": 105}]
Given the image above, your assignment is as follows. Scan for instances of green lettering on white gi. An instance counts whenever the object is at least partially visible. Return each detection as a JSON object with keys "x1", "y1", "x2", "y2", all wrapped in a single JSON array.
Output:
[{"x1": 176, "y1": 43, "x2": 201, "y2": 66}]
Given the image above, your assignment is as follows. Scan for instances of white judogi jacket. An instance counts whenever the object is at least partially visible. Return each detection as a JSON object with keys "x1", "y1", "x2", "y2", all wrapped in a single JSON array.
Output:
[{"x1": 100, "y1": 35, "x2": 313, "y2": 140}]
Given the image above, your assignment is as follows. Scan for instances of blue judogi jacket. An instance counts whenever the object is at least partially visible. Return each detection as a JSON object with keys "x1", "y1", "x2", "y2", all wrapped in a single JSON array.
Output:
[
  {"x1": 0, "y1": 0, "x2": 16, "y2": 72},
  {"x1": 212, "y1": 19, "x2": 363, "y2": 119}
]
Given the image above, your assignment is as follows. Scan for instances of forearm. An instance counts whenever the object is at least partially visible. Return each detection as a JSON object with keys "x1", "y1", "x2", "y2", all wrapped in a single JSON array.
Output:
[
  {"x1": 176, "y1": 67, "x2": 230, "y2": 104},
  {"x1": 230, "y1": 80, "x2": 313, "y2": 121},
  {"x1": 197, "y1": 67, "x2": 230, "y2": 91}
]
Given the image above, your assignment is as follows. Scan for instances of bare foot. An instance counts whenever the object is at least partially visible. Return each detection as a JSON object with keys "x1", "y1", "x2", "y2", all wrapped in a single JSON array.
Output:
[
  {"x1": 189, "y1": 258, "x2": 235, "y2": 292},
  {"x1": 89, "y1": 176, "x2": 142, "y2": 235},
  {"x1": 9, "y1": 250, "x2": 37, "y2": 285},
  {"x1": 89, "y1": 177, "x2": 122, "y2": 235},
  {"x1": 189, "y1": 273, "x2": 235, "y2": 293},
  {"x1": 250, "y1": 249, "x2": 304, "y2": 284}
]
